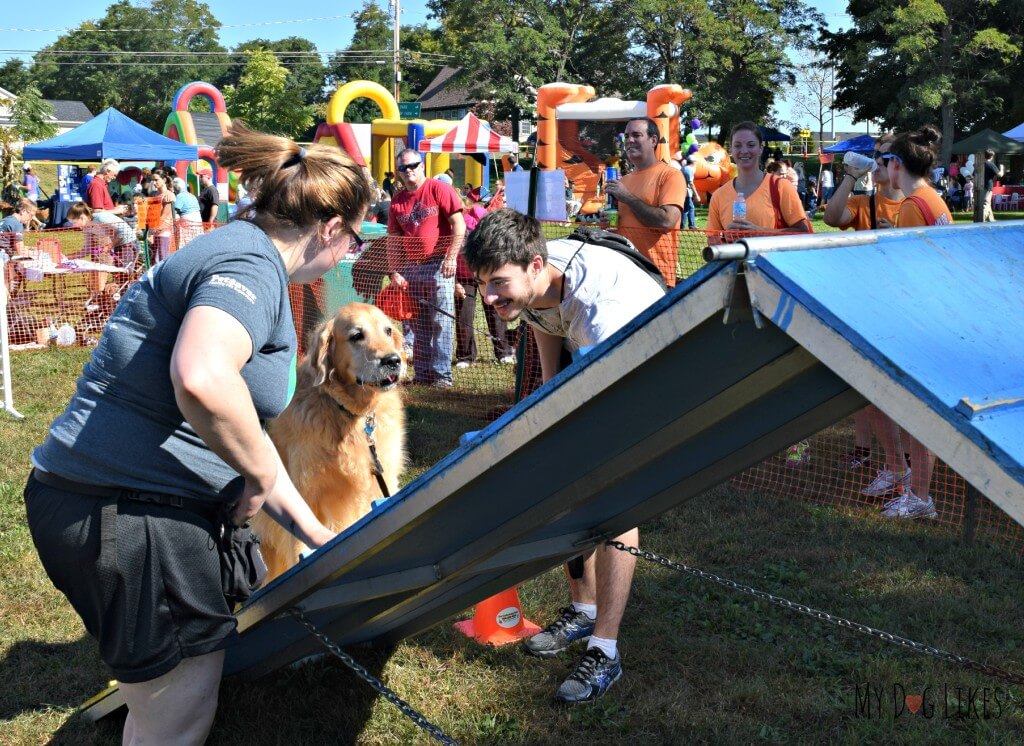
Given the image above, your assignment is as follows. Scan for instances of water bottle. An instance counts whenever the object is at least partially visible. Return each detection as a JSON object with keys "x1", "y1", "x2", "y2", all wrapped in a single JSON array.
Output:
[
  {"x1": 733, "y1": 191, "x2": 747, "y2": 221},
  {"x1": 843, "y1": 151, "x2": 877, "y2": 173}
]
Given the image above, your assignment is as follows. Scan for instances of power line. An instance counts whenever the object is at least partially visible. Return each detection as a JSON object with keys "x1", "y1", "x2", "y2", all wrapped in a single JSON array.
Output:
[{"x1": 0, "y1": 15, "x2": 350, "y2": 34}]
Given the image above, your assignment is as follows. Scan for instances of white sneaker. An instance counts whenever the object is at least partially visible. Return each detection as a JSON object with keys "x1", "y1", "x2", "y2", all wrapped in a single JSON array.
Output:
[
  {"x1": 881, "y1": 486, "x2": 937, "y2": 519},
  {"x1": 499, "y1": 355, "x2": 516, "y2": 364},
  {"x1": 862, "y1": 469, "x2": 910, "y2": 497},
  {"x1": 455, "y1": 361, "x2": 471, "y2": 369}
]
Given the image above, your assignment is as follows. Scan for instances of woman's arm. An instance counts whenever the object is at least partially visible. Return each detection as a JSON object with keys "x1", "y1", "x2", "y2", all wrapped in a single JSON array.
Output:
[{"x1": 170, "y1": 306, "x2": 283, "y2": 523}]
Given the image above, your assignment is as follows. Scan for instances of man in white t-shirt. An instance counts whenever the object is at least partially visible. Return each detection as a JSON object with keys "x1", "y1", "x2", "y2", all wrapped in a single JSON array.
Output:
[{"x1": 463, "y1": 208, "x2": 665, "y2": 704}]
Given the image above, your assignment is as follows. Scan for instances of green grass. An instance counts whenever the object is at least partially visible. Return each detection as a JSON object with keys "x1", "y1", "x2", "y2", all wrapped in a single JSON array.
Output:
[{"x1": 3, "y1": 347, "x2": 1024, "y2": 743}]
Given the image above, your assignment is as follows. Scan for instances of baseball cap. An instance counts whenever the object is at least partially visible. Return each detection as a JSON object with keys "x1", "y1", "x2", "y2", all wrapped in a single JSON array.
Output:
[{"x1": 22, "y1": 163, "x2": 32, "y2": 171}]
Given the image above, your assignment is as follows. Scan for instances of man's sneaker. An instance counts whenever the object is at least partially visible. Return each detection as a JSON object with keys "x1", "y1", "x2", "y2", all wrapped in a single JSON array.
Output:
[
  {"x1": 455, "y1": 360, "x2": 472, "y2": 369},
  {"x1": 554, "y1": 648, "x2": 623, "y2": 704},
  {"x1": 784, "y1": 440, "x2": 811, "y2": 468},
  {"x1": 522, "y1": 606, "x2": 595, "y2": 658},
  {"x1": 499, "y1": 355, "x2": 516, "y2": 364},
  {"x1": 881, "y1": 486, "x2": 937, "y2": 519},
  {"x1": 861, "y1": 469, "x2": 910, "y2": 497},
  {"x1": 430, "y1": 379, "x2": 454, "y2": 389},
  {"x1": 838, "y1": 449, "x2": 871, "y2": 470}
]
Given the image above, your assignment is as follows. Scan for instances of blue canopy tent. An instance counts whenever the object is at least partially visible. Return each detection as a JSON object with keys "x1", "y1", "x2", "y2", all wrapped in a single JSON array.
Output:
[
  {"x1": 823, "y1": 134, "x2": 874, "y2": 154},
  {"x1": 22, "y1": 107, "x2": 199, "y2": 162},
  {"x1": 760, "y1": 126, "x2": 791, "y2": 142},
  {"x1": 1003, "y1": 122, "x2": 1024, "y2": 142}
]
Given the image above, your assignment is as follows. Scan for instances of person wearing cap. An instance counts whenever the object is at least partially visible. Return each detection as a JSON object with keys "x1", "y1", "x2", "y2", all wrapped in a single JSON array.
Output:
[
  {"x1": 197, "y1": 169, "x2": 219, "y2": 224},
  {"x1": 387, "y1": 147, "x2": 466, "y2": 388},
  {"x1": 21, "y1": 164, "x2": 40, "y2": 203},
  {"x1": 172, "y1": 177, "x2": 203, "y2": 224}
]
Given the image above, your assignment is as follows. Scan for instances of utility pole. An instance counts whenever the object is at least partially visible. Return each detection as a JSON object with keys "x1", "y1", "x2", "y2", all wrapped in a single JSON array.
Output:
[
  {"x1": 390, "y1": 0, "x2": 401, "y2": 102},
  {"x1": 829, "y1": 65, "x2": 835, "y2": 142}
]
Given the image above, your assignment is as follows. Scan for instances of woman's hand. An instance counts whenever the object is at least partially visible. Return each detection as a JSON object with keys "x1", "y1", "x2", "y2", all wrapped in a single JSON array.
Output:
[
  {"x1": 876, "y1": 217, "x2": 895, "y2": 229},
  {"x1": 726, "y1": 217, "x2": 763, "y2": 232},
  {"x1": 441, "y1": 254, "x2": 457, "y2": 278},
  {"x1": 390, "y1": 271, "x2": 408, "y2": 289}
]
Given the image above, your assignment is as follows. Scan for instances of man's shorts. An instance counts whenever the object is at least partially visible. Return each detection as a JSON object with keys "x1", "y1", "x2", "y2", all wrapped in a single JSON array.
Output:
[{"x1": 24, "y1": 472, "x2": 237, "y2": 683}]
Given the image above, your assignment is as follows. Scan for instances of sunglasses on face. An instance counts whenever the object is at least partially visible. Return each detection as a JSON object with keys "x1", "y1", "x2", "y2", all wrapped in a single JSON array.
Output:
[
  {"x1": 873, "y1": 150, "x2": 887, "y2": 160},
  {"x1": 882, "y1": 153, "x2": 903, "y2": 164},
  {"x1": 397, "y1": 161, "x2": 422, "y2": 173}
]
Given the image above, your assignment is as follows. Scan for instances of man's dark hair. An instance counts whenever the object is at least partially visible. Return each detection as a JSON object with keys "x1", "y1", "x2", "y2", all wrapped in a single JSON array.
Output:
[
  {"x1": 463, "y1": 208, "x2": 547, "y2": 275},
  {"x1": 627, "y1": 118, "x2": 659, "y2": 138},
  {"x1": 984, "y1": 149, "x2": 995, "y2": 160}
]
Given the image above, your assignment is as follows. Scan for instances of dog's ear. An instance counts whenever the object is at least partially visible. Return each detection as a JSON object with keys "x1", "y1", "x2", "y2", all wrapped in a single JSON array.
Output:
[{"x1": 311, "y1": 321, "x2": 335, "y2": 387}]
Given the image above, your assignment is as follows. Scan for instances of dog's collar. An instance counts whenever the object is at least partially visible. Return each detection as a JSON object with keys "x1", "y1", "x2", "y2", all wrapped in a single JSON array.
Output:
[{"x1": 325, "y1": 394, "x2": 390, "y2": 497}]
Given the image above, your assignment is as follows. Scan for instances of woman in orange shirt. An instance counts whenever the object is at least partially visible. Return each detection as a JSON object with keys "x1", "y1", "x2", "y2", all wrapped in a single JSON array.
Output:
[
  {"x1": 707, "y1": 121, "x2": 811, "y2": 235},
  {"x1": 885, "y1": 124, "x2": 952, "y2": 228},
  {"x1": 874, "y1": 124, "x2": 951, "y2": 520}
]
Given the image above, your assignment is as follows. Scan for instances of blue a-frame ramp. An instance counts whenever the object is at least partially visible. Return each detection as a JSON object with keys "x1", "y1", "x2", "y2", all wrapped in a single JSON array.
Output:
[{"x1": 81, "y1": 221, "x2": 1024, "y2": 721}]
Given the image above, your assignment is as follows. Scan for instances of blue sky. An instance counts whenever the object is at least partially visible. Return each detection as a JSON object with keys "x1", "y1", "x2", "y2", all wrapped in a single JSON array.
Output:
[{"x1": 1, "y1": 0, "x2": 858, "y2": 131}]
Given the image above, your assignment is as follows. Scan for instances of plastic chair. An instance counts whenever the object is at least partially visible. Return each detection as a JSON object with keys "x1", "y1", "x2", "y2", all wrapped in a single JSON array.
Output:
[{"x1": 1009, "y1": 192, "x2": 1021, "y2": 211}]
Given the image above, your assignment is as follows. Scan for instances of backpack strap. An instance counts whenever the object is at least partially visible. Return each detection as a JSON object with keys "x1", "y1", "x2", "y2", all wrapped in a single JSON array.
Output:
[
  {"x1": 769, "y1": 175, "x2": 783, "y2": 230},
  {"x1": 906, "y1": 195, "x2": 937, "y2": 226},
  {"x1": 869, "y1": 192, "x2": 877, "y2": 230}
]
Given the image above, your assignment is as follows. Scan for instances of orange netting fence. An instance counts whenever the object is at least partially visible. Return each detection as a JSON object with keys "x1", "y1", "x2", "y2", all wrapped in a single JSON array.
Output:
[
  {"x1": 5, "y1": 218, "x2": 1022, "y2": 553},
  {"x1": 2, "y1": 212, "x2": 219, "y2": 347}
]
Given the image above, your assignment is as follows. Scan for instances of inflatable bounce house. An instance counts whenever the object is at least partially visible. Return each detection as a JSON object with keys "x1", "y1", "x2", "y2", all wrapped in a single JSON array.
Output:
[
  {"x1": 315, "y1": 80, "x2": 485, "y2": 190},
  {"x1": 535, "y1": 83, "x2": 732, "y2": 213},
  {"x1": 163, "y1": 82, "x2": 232, "y2": 208}
]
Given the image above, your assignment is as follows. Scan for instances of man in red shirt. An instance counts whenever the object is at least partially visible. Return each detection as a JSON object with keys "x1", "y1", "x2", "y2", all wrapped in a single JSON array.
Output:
[
  {"x1": 86, "y1": 158, "x2": 125, "y2": 217},
  {"x1": 387, "y1": 148, "x2": 466, "y2": 387}
]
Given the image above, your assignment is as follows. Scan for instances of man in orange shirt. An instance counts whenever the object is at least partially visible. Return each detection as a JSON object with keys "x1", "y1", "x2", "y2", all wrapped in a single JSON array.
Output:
[{"x1": 605, "y1": 118, "x2": 685, "y2": 287}]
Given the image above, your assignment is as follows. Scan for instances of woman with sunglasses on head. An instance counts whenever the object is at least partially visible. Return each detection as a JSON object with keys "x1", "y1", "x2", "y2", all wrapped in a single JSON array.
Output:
[
  {"x1": 823, "y1": 135, "x2": 912, "y2": 505},
  {"x1": 707, "y1": 121, "x2": 812, "y2": 235},
  {"x1": 870, "y1": 124, "x2": 951, "y2": 520},
  {"x1": 24, "y1": 122, "x2": 372, "y2": 743}
]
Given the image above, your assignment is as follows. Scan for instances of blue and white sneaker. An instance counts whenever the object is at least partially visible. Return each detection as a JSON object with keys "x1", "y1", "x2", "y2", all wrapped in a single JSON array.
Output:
[
  {"x1": 555, "y1": 648, "x2": 623, "y2": 704},
  {"x1": 862, "y1": 468, "x2": 910, "y2": 497},
  {"x1": 881, "y1": 486, "x2": 937, "y2": 520},
  {"x1": 522, "y1": 606, "x2": 595, "y2": 658}
]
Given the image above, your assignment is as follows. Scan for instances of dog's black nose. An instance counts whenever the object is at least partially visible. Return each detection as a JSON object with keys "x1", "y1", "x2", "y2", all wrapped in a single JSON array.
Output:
[{"x1": 381, "y1": 353, "x2": 402, "y2": 368}]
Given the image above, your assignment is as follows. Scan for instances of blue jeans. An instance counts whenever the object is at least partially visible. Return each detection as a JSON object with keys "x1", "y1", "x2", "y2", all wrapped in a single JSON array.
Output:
[
  {"x1": 683, "y1": 194, "x2": 696, "y2": 229},
  {"x1": 401, "y1": 256, "x2": 454, "y2": 384}
]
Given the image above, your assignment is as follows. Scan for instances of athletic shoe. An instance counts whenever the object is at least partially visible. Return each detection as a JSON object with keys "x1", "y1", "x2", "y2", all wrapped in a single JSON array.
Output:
[
  {"x1": 784, "y1": 440, "x2": 811, "y2": 468},
  {"x1": 861, "y1": 469, "x2": 910, "y2": 497},
  {"x1": 838, "y1": 450, "x2": 871, "y2": 470},
  {"x1": 554, "y1": 648, "x2": 623, "y2": 704},
  {"x1": 430, "y1": 379, "x2": 454, "y2": 389},
  {"x1": 499, "y1": 355, "x2": 516, "y2": 364},
  {"x1": 881, "y1": 486, "x2": 937, "y2": 519},
  {"x1": 522, "y1": 606, "x2": 595, "y2": 658},
  {"x1": 455, "y1": 361, "x2": 472, "y2": 369}
]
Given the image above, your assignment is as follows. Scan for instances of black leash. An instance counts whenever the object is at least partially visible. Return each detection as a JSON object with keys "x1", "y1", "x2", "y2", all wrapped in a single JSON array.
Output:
[{"x1": 332, "y1": 399, "x2": 390, "y2": 499}]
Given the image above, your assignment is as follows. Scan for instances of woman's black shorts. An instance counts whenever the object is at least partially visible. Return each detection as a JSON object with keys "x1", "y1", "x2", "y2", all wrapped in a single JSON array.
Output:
[{"x1": 24, "y1": 472, "x2": 237, "y2": 683}]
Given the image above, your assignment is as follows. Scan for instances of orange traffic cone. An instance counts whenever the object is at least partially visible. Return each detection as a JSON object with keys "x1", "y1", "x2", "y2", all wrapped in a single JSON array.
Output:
[{"x1": 453, "y1": 586, "x2": 541, "y2": 646}]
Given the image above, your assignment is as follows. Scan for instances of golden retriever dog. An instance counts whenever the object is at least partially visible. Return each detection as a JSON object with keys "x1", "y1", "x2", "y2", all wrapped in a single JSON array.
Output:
[{"x1": 255, "y1": 303, "x2": 407, "y2": 582}]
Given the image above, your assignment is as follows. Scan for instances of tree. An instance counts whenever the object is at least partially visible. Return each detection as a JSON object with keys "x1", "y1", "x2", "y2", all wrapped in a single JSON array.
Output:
[
  {"x1": 787, "y1": 54, "x2": 844, "y2": 146},
  {"x1": 825, "y1": 0, "x2": 1021, "y2": 166},
  {"x1": 218, "y1": 37, "x2": 327, "y2": 107},
  {"x1": 223, "y1": 48, "x2": 314, "y2": 138},
  {"x1": 428, "y1": 0, "x2": 629, "y2": 135},
  {"x1": 325, "y1": 1, "x2": 451, "y2": 122},
  {"x1": 29, "y1": 0, "x2": 229, "y2": 130},
  {"x1": 0, "y1": 60, "x2": 33, "y2": 96},
  {"x1": 0, "y1": 85, "x2": 57, "y2": 198}
]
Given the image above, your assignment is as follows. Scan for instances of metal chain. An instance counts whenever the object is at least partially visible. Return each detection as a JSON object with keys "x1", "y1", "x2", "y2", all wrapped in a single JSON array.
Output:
[
  {"x1": 286, "y1": 608, "x2": 459, "y2": 745},
  {"x1": 607, "y1": 540, "x2": 1024, "y2": 686}
]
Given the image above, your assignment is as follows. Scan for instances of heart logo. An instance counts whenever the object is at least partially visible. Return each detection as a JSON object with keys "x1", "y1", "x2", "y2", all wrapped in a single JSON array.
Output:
[{"x1": 905, "y1": 694, "x2": 923, "y2": 714}]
